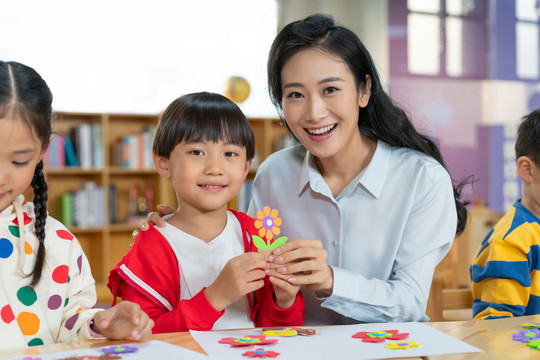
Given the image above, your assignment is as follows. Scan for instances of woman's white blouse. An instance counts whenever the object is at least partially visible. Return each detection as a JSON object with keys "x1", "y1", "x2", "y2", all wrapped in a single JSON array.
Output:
[{"x1": 248, "y1": 141, "x2": 457, "y2": 324}]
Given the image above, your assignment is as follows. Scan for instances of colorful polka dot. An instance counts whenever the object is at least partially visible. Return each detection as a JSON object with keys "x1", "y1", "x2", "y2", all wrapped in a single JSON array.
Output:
[
  {"x1": 0, "y1": 238, "x2": 14, "y2": 258},
  {"x1": 24, "y1": 241, "x2": 33, "y2": 254},
  {"x1": 8, "y1": 225, "x2": 20, "y2": 237},
  {"x1": 27, "y1": 338, "x2": 44, "y2": 347},
  {"x1": 1, "y1": 305, "x2": 15, "y2": 323},
  {"x1": 56, "y1": 229, "x2": 74, "y2": 240},
  {"x1": 77, "y1": 255, "x2": 82, "y2": 274},
  {"x1": 65, "y1": 297, "x2": 69, "y2": 307},
  {"x1": 52, "y1": 265, "x2": 69, "y2": 283},
  {"x1": 65, "y1": 313, "x2": 79, "y2": 330},
  {"x1": 48, "y1": 295, "x2": 62, "y2": 310},
  {"x1": 17, "y1": 286, "x2": 38, "y2": 306},
  {"x1": 17, "y1": 312, "x2": 40, "y2": 335},
  {"x1": 12, "y1": 212, "x2": 31, "y2": 226}
]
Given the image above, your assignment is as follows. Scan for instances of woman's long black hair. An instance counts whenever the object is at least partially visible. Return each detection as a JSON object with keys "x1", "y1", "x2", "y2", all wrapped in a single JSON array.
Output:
[
  {"x1": 267, "y1": 14, "x2": 469, "y2": 236},
  {"x1": 0, "y1": 61, "x2": 52, "y2": 286}
]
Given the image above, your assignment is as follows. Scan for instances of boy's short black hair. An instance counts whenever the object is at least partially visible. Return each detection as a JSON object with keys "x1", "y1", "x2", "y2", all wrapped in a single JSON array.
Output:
[
  {"x1": 153, "y1": 92, "x2": 255, "y2": 160},
  {"x1": 515, "y1": 109, "x2": 540, "y2": 166}
]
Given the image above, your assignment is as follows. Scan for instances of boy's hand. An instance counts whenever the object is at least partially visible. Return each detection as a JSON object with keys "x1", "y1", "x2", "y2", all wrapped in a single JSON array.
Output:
[
  {"x1": 204, "y1": 252, "x2": 266, "y2": 312},
  {"x1": 92, "y1": 301, "x2": 154, "y2": 340},
  {"x1": 267, "y1": 271, "x2": 301, "y2": 309}
]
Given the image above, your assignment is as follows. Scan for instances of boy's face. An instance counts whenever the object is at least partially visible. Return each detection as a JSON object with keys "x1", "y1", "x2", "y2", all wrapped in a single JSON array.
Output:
[
  {"x1": 155, "y1": 139, "x2": 250, "y2": 214},
  {"x1": 0, "y1": 116, "x2": 45, "y2": 212}
]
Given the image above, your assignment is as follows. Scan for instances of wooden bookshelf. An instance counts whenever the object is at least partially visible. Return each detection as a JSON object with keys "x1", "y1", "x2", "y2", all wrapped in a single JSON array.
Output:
[{"x1": 42, "y1": 112, "x2": 290, "y2": 304}]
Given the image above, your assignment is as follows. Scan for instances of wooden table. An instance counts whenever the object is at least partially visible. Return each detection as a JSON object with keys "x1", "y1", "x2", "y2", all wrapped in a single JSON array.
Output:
[{"x1": 2, "y1": 315, "x2": 540, "y2": 359}]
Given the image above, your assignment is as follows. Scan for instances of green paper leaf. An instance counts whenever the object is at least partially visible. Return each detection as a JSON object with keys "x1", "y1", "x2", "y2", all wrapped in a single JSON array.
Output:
[
  {"x1": 269, "y1": 236, "x2": 288, "y2": 249},
  {"x1": 252, "y1": 235, "x2": 271, "y2": 250}
]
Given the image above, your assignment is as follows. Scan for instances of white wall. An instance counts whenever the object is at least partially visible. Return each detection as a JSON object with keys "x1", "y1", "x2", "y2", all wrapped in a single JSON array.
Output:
[{"x1": 0, "y1": 0, "x2": 279, "y2": 117}]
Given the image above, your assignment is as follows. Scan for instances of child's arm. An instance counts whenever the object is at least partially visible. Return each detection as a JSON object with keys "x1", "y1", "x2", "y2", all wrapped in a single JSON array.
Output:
[
  {"x1": 471, "y1": 231, "x2": 531, "y2": 319},
  {"x1": 108, "y1": 226, "x2": 226, "y2": 333},
  {"x1": 253, "y1": 276, "x2": 304, "y2": 327},
  {"x1": 116, "y1": 280, "x2": 223, "y2": 333}
]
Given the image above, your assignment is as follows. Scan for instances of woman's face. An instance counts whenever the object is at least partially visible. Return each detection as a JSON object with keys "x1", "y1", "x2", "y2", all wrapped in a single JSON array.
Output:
[{"x1": 280, "y1": 48, "x2": 370, "y2": 160}]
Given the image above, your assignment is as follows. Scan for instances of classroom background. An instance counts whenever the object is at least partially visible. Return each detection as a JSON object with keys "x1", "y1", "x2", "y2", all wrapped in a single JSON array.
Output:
[{"x1": 2, "y1": 0, "x2": 539, "y2": 320}]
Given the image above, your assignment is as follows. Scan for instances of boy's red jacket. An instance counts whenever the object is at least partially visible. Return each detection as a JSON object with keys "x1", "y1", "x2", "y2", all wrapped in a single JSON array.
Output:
[{"x1": 107, "y1": 210, "x2": 304, "y2": 333}]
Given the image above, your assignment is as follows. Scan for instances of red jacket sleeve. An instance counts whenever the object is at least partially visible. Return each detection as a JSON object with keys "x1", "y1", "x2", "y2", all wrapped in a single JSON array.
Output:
[
  {"x1": 107, "y1": 224, "x2": 223, "y2": 333},
  {"x1": 231, "y1": 210, "x2": 305, "y2": 326}
]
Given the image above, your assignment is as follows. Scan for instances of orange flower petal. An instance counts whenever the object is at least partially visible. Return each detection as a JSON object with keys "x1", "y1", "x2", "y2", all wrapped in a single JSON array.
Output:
[
  {"x1": 274, "y1": 217, "x2": 282, "y2": 226},
  {"x1": 271, "y1": 226, "x2": 281, "y2": 236},
  {"x1": 266, "y1": 230, "x2": 274, "y2": 240},
  {"x1": 270, "y1": 208, "x2": 279, "y2": 218},
  {"x1": 263, "y1": 206, "x2": 271, "y2": 216},
  {"x1": 258, "y1": 227, "x2": 266, "y2": 238},
  {"x1": 257, "y1": 210, "x2": 264, "y2": 220},
  {"x1": 254, "y1": 219, "x2": 263, "y2": 230}
]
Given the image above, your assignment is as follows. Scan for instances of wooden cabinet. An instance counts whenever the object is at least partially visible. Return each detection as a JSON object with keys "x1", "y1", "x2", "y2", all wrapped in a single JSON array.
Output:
[{"x1": 42, "y1": 112, "x2": 290, "y2": 304}]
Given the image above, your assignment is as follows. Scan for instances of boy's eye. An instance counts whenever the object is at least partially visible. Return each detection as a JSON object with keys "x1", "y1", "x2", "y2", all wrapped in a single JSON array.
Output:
[
  {"x1": 190, "y1": 150, "x2": 204, "y2": 156},
  {"x1": 224, "y1": 151, "x2": 238, "y2": 157}
]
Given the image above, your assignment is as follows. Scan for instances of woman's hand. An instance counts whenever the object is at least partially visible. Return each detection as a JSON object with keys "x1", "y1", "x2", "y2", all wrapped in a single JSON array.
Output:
[
  {"x1": 92, "y1": 301, "x2": 154, "y2": 340},
  {"x1": 132, "y1": 204, "x2": 174, "y2": 239},
  {"x1": 267, "y1": 238, "x2": 334, "y2": 295}
]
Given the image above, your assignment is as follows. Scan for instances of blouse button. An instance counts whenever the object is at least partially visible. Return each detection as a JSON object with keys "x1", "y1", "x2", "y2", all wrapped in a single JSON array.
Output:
[{"x1": 332, "y1": 240, "x2": 338, "y2": 247}]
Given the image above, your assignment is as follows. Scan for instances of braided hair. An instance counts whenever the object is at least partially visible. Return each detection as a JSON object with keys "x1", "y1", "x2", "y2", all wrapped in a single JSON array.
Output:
[{"x1": 0, "y1": 61, "x2": 53, "y2": 286}]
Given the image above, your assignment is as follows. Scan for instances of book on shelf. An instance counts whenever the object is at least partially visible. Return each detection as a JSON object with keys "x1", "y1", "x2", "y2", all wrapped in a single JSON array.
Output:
[
  {"x1": 58, "y1": 181, "x2": 104, "y2": 228},
  {"x1": 45, "y1": 124, "x2": 103, "y2": 169},
  {"x1": 112, "y1": 126, "x2": 156, "y2": 169}
]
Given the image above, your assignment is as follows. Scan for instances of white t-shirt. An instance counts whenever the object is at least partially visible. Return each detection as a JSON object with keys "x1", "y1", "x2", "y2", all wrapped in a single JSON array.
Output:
[{"x1": 156, "y1": 211, "x2": 252, "y2": 330}]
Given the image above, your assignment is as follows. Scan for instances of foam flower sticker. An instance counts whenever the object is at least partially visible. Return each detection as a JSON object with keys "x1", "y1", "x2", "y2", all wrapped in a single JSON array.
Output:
[
  {"x1": 102, "y1": 345, "x2": 138, "y2": 354},
  {"x1": 252, "y1": 207, "x2": 288, "y2": 250},
  {"x1": 512, "y1": 328, "x2": 540, "y2": 343},
  {"x1": 242, "y1": 348, "x2": 280, "y2": 358},
  {"x1": 522, "y1": 323, "x2": 540, "y2": 329},
  {"x1": 352, "y1": 330, "x2": 409, "y2": 343},
  {"x1": 527, "y1": 339, "x2": 540, "y2": 350},
  {"x1": 219, "y1": 335, "x2": 278, "y2": 347},
  {"x1": 385, "y1": 341, "x2": 421, "y2": 350}
]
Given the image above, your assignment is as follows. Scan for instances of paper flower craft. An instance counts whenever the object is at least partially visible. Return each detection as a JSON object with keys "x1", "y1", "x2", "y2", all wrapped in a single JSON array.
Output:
[
  {"x1": 219, "y1": 335, "x2": 278, "y2": 347},
  {"x1": 385, "y1": 341, "x2": 421, "y2": 350},
  {"x1": 252, "y1": 207, "x2": 288, "y2": 250},
  {"x1": 101, "y1": 346, "x2": 138, "y2": 355},
  {"x1": 526, "y1": 339, "x2": 540, "y2": 350},
  {"x1": 512, "y1": 328, "x2": 540, "y2": 343},
  {"x1": 522, "y1": 323, "x2": 540, "y2": 329},
  {"x1": 262, "y1": 327, "x2": 317, "y2": 336},
  {"x1": 262, "y1": 329, "x2": 298, "y2": 337},
  {"x1": 242, "y1": 348, "x2": 280, "y2": 358},
  {"x1": 352, "y1": 330, "x2": 409, "y2": 343}
]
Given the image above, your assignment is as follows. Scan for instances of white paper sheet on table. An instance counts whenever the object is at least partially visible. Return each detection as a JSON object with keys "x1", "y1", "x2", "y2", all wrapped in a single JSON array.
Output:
[
  {"x1": 4, "y1": 340, "x2": 208, "y2": 360},
  {"x1": 190, "y1": 322, "x2": 482, "y2": 360}
]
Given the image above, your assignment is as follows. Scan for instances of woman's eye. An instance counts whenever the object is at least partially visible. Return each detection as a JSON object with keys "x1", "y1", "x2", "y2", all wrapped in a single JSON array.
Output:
[
  {"x1": 324, "y1": 86, "x2": 338, "y2": 94},
  {"x1": 287, "y1": 91, "x2": 303, "y2": 99}
]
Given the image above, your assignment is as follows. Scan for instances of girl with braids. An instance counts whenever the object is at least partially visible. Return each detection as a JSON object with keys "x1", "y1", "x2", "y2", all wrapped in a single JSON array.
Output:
[
  {"x1": 144, "y1": 14, "x2": 468, "y2": 324},
  {"x1": 0, "y1": 61, "x2": 153, "y2": 350}
]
